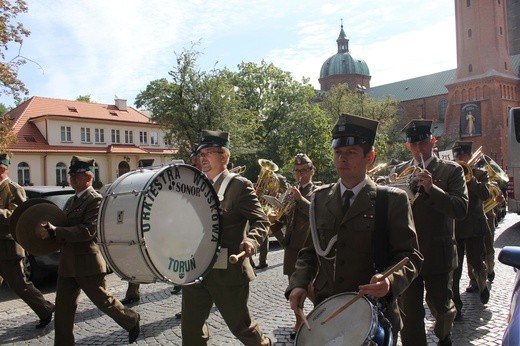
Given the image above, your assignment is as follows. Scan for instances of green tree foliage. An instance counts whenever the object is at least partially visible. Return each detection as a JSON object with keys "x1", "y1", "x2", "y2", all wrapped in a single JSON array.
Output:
[
  {"x1": 0, "y1": 114, "x2": 17, "y2": 153},
  {"x1": 318, "y1": 84, "x2": 408, "y2": 165},
  {"x1": 0, "y1": 0, "x2": 30, "y2": 102},
  {"x1": 76, "y1": 94, "x2": 93, "y2": 102},
  {"x1": 135, "y1": 47, "x2": 240, "y2": 161}
]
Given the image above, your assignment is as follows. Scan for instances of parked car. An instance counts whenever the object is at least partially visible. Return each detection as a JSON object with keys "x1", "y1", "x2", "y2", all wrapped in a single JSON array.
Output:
[
  {"x1": 20, "y1": 186, "x2": 75, "y2": 284},
  {"x1": 499, "y1": 246, "x2": 520, "y2": 345}
]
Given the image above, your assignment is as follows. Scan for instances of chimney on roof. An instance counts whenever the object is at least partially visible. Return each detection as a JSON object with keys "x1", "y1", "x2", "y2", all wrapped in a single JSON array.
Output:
[{"x1": 115, "y1": 98, "x2": 127, "y2": 111}]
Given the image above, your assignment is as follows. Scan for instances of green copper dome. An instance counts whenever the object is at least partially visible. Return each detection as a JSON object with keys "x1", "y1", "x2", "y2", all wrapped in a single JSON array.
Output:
[{"x1": 320, "y1": 24, "x2": 370, "y2": 78}]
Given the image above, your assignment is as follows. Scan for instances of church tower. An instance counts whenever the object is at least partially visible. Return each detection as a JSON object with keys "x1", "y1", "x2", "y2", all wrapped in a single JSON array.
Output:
[{"x1": 445, "y1": 0, "x2": 519, "y2": 166}]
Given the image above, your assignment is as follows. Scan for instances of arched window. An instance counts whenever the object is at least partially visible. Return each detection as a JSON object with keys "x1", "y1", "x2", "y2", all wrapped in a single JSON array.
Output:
[
  {"x1": 469, "y1": 64, "x2": 473, "y2": 73},
  {"x1": 56, "y1": 162, "x2": 67, "y2": 186},
  {"x1": 468, "y1": 29, "x2": 472, "y2": 38},
  {"x1": 118, "y1": 161, "x2": 130, "y2": 177},
  {"x1": 17, "y1": 162, "x2": 30, "y2": 186},
  {"x1": 438, "y1": 99, "x2": 448, "y2": 122},
  {"x1": 467, "y1": 0, "x2": 471, "y2": 7}
]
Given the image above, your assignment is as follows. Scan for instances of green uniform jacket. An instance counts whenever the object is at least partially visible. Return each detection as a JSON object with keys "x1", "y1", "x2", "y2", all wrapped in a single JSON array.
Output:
[
  {"x1": 54, "y1": 186, "x2": 107, "y2": 277},
  {"x1": 395, "y1": 157, "x2": 468, "y2": 275},
  {"x1": 271, "y1": 182, "x2": 315, "y2": 275},
  {"x1": 203, "y1": 170, "x2": 270, "y2": 286},
  {"x1": 0, "y1": 179, "x2": 27, "y2": 260},
  {"x1": 455, "y1": 168, "x2": 490, "y2": 239},
  {"x1": 286, "y1": 179, "x2": 423, "y2": 330}
]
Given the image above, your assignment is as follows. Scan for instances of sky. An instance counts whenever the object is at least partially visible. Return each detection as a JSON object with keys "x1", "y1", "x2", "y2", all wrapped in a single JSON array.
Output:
[{"x1": 2, "y1": 0, "x2": 457, "y2": 109}]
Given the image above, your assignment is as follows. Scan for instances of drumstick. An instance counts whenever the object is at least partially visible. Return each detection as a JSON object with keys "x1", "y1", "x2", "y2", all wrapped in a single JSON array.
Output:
[
  {"x1": 320, "y1": 257, "x2": 410, "y2": 325},
  {"x1": 297, "y1": 307, "x2": 311, "y2": 330},
  {"x1": 229, "y1": 251, "x2": 246, "y2": 264}
]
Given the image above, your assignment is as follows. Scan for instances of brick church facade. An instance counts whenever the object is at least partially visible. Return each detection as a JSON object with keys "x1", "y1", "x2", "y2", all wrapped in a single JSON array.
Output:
[{"x1": 321, "y1": 0, "x2": 520, "y2": 167}]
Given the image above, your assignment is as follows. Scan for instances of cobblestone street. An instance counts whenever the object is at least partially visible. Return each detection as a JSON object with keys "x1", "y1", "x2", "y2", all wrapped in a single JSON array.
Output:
[{"x1": 1, "y1": 212, "x2": 520, "y2": 345}]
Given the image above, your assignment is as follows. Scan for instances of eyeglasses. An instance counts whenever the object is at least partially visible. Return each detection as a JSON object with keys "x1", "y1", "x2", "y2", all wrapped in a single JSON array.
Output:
[
  {"x1": 199, "y1": 150, "x2": 224, "y2": 158},
  {"x1": 293, "y1": 167, "x2": 312, "y2": 174}
]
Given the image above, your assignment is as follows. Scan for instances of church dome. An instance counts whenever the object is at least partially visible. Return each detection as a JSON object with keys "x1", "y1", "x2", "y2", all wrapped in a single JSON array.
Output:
[{"x1": 320, "y1": 24, "x2": 370, "y2": 79}]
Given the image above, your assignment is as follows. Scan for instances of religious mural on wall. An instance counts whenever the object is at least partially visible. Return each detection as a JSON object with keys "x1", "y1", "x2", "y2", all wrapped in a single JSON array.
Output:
[{"x1": 460, "y1": 102, "x2": 482, "y2": 137}]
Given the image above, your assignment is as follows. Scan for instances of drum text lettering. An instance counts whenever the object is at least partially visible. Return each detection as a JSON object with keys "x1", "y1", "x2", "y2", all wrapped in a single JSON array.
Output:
[{"x1": 168, "y1": 256, "x2": 196, "y2": 273}]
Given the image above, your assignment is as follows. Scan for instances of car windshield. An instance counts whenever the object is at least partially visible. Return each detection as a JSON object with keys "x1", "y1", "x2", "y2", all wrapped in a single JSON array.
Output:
[{"x1": 43, "y1": 195, "x2": 72, "y2": 210}]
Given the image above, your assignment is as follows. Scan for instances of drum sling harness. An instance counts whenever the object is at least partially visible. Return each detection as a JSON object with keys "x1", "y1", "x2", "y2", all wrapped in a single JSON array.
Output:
[
  {"x1": 217, "y1": 173, "x2": 238, "y2": 201},
  {"x1": 374, "y1": 186, "x2": 389, "y2": 273}
]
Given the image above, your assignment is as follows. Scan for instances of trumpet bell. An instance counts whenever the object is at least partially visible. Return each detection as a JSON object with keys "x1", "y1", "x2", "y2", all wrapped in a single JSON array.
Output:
[{"x1": 258, "y1": 159, "x2": 279, "y2": 172}]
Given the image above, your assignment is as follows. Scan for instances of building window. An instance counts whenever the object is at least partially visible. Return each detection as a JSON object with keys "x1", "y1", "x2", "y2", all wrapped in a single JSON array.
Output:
[
  {"x1": 111, "y1": 129, "x2": 121, "y2": 144},
  {"x1": 80, "y1": 127, "x2": 91, "y2": 143},
  {"x1": 438, "y1": 99, "x2": 448, "y2": 122},
  {"x1": 61, "y1": 126, "x2": 72, "y2": 142},
  {"x1": 125, "y1": 130, "x2": 134, "y2": 144},
  {"x1": 164, "y1": 136, "x2": 171, "y2": 146},
  {"x1": 95, "y1": 128, "x2": 105, "y2": 143},
  {"x1": 500, "y1": 26, "x2": 503, "y2": 35},
  {"x1": 18, "y1": 162, "x2": 30, "y2": 186},
  {"x1": 396, "y1": 106, "x2": 405, "y2": 121},
  {"x1": 150, "y1": 132, "x2": 159, "y2": 145},
  {"x1": 468, "y1": 29, "x2": 472, "y2": 38},
  {"x1": 469, "y1": 64, "x2": 473, "y2": 72},
  {"x1": 56, "y1": 162, "x2": 67, "y2": 186},
  {"x1": 93, "y1": 163, "x2": 100, "y2": 186},
  {"x1": 467, "y1": 0, "x2": 471, "y2": 7},
  {"x1": 139, "y1": 131, "x2": 148, "y2": 145}
]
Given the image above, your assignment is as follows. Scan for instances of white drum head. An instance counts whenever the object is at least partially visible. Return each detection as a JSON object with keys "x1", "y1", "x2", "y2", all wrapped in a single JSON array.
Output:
[
  {"x1": 140, "y1": 165, "x2": 221, "y2": 284},
  {"x1": 295, "y1": 292, "x2": 376, "y2": 346}
]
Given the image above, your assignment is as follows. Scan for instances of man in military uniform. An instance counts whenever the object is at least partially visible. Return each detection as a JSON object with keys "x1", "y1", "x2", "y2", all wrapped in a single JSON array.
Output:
[
  {"x1": 451, "y1": 141, "x2": 490, "y2": 320},
  {"x1": 181, "y1": 130, "x2": 271, "y2": 346},
  {"x1": 0, "y1": 153, "x2": 55, "y2": 329},
  {"x1": 38, "y1": 156, "x2": 140, "y2": 345},
  {"x1": 270, "y1": 152, "x2": 316, "y2": 339},
  {"x1": 287, "y1": 114, "x2": 423, "y2": 345},
  {"x1": 396, "y1": 120, "x2": 468, "y2": 346}
]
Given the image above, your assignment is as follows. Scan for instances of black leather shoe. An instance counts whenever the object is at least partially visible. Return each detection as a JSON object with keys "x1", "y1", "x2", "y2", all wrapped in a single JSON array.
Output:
[
  {"x1": 256, "y1": 263, "x2": 268, "y2": 269},
  {"x1": 171, "y1": 286, "x2": 181, "y2": 295},
  {"x1": 36, "y1": 305, "x2": 55, "y2": 329},
  {"x1": 35, "y1": 314, "x2": 53, "y2": 329},
  {"x1": 438, "y1": 334, "x2": 452, "y2": 346},
  {"x1": 488, "y1": 271, "x2": 496, "y2": 282},
  {"x1": 175, "y1": 311, "x2": 182, "y2": 319},
  {"x1": 290, "y1": 331, "x2": 297, "y2": 340},
  {"x1": 129, "y1": 314, "x2": 140, "y2": 344},
  {"x1": 121, "y1": 297, "x2": 140, "y2": 305},
  {"x1": 465, "y1": 283, "x2": 478, "y2": 293},
  {"x1": 480, "y1": 287, "x2": 490, "y2": 304}
]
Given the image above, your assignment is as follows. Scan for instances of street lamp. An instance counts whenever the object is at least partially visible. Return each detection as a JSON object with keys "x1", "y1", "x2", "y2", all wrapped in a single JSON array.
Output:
[{"x1": 356, "y1": 84, "x2": 366, "y2": 116}]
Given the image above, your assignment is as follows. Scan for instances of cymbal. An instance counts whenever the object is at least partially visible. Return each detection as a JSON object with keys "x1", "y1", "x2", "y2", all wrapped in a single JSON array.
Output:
[
  {"x1": 16, "y1": 203, "x2": 67, "y2": 256},
  {"x1": 9, "y1": 198, "x2": 54, "y2": 242}
]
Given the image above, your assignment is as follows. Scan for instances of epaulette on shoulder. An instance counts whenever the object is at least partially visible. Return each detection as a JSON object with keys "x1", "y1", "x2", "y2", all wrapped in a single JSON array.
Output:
[
  {"x1": 314, "y1": 183, "x2": 334, "y2": 193},
  {"x1": 8, "y1": 180, "x2": 22, "y2": 189},
  {"x1": 439, "y1": 159, "x2": 460, "y2": 167}
]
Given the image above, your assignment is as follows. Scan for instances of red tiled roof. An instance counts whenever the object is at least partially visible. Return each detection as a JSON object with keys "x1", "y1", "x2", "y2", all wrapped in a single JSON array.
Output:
[{"x1": 5, "y1": 96, "x2": 176, "y2": 155}]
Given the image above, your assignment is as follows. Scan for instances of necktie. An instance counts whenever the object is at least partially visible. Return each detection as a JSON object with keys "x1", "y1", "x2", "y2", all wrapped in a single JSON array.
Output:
[{"x1": 343, "y1": 190, "x2": 354, "y2": 213}]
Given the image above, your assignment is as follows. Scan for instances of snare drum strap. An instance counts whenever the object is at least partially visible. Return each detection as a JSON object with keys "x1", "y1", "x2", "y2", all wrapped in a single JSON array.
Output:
[
  {"x1": 374, "y1": 186, "x2": 389, "y2": 273},
  {"x1": 217, "y1": 173, "x2": 238, "y2": 201}
]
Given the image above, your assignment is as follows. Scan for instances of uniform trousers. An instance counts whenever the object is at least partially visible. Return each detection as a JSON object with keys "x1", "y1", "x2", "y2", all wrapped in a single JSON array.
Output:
[
  {"x1": 399, "y1": 272, "x2": 456, "y2": 345},
  {"x1": 453, "y1": 236, "x2": 487, "y2": 312},
  {"x1": 181, "y1": 281, "x2": 269, "y2": 346},
  {"x1": 125, "y1": 282, "x2": 141, "y2": 299},
  {"x1": 0, "y1": 258, "x2": 54, "y2": 319},
  {"x1": 54, "y1": 273, "x2": 139, "y2": 345},
  {"x1": 468, "y1": 212, "x2": 496, "y2": 286}
]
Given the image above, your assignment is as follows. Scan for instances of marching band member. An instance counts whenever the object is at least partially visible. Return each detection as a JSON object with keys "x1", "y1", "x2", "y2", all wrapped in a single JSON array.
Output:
[
  {"x1": 0, "y1": 153, "x2": 55, "y2": 329},
  {"x1": 286, "y1": 114, "x2": 422, "y2": 345},
  {"x1": 181, "y1": 130, "x2": 271, "y2": 346},
  {"x1": 270, "y1": 152, "x2": 316, "y2": 339},
  {"x1": 451, "y1": 141, "x2": 490, "y2": 321},
  {"x1": 38, "y1": 156, "x2": 140, "y2": 345},
  {"x1": 396, "y1": 120, "x2": 468, "y2": 346}
]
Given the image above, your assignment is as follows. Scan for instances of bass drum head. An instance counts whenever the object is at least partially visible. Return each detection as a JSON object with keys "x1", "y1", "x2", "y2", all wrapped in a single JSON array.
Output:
[
  {"x1": 295, "y1": 292, "x2": 377, "y2": 346},
  {"x1": 140, "y1": 164, "x2": 222, "y2": 284}
]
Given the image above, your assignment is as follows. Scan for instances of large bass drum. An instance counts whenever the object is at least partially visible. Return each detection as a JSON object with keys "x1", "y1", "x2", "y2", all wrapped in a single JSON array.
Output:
[
  {"x1": 98, "y1": 163, "x2": 222, "y2": 285},
  {"x1": 295, "y1": 292, "x2": 391, "y2": 346}
]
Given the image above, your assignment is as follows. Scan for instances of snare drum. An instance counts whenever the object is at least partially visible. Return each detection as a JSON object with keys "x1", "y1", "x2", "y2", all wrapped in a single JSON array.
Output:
[
  {"x1": 295, "y1": 292, "x2": 391, "y2": 346},
  {"x1": 97, "y1": 164, "x2": 222, "y2": 285}
]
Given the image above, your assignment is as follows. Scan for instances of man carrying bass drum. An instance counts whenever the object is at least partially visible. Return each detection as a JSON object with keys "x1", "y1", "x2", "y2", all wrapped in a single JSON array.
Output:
[{"x1": 286, "y1": 114, "x2": 423, "y2": 345}]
